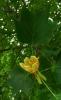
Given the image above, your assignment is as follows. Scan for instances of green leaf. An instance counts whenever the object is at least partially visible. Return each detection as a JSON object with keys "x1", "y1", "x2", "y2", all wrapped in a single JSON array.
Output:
[
  {"x1": 8, "y1": 66, "x2": 35, "y2": 95},
  {"x1": 15, "y1": 5, "x2": 57, "y2": 45},
  {"x1": 15, "y1": 7, "x2": 32, "y2": 43}
]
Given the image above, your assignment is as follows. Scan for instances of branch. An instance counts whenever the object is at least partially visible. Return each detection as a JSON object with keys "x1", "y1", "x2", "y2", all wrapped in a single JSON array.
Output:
[
  {"x1": 0, "y1": 48, "x2": 11, "y2": 52},
  {"x1": 0, "y1": 45, "x2": 23, "y2": 53}
]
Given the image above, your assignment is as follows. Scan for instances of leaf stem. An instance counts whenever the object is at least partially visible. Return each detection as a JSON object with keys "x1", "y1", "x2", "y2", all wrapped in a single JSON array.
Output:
[
  {"x1": 35, "y1": 71, "x2": 57, "y2": 99},
  {"x1": 42, "y1": 80, "x2": 57, "y2": 99}
]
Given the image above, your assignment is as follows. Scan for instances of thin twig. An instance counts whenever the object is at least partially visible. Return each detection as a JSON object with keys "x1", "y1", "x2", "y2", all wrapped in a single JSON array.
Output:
[{"x1": 41, "y1": 67, "x2": 51, "y2": 72}]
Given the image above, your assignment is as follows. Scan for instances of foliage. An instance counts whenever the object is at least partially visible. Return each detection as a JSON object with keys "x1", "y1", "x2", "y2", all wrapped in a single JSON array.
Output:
[{"x1": 0, "y1": 0, "x2": 61, "y2": 100}]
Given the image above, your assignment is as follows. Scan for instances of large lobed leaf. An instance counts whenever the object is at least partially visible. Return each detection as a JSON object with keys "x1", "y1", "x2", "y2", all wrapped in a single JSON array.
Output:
[
  {"x1": 15, "y1": 3, "x2": 57, "y2": 45},
  {"x1": 8, "y1": 66, "x2": 35, "y2": 95}
]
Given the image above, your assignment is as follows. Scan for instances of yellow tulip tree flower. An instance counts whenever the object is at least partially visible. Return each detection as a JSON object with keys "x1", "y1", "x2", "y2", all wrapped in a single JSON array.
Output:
[
  {"x1": 19, "y1": 56, "x2": 46, "y2": 84},
  {"x1": 19, "y1": 56, "x2": 57, "y2": 99},
  {"x1": 20, "y1": 56, "x2": 39, "y2": 74}
]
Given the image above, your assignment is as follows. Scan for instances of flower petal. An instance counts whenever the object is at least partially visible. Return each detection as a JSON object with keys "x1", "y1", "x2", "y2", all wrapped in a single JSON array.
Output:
[{"x1": 19, "y1": 63, "x2": 33, "y2": 73}]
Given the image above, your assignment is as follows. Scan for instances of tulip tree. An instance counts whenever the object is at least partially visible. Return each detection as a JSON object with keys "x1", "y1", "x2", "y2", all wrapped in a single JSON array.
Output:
[{"x1": 0, "y1": 0, "x2": 61, "y2": 100}]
